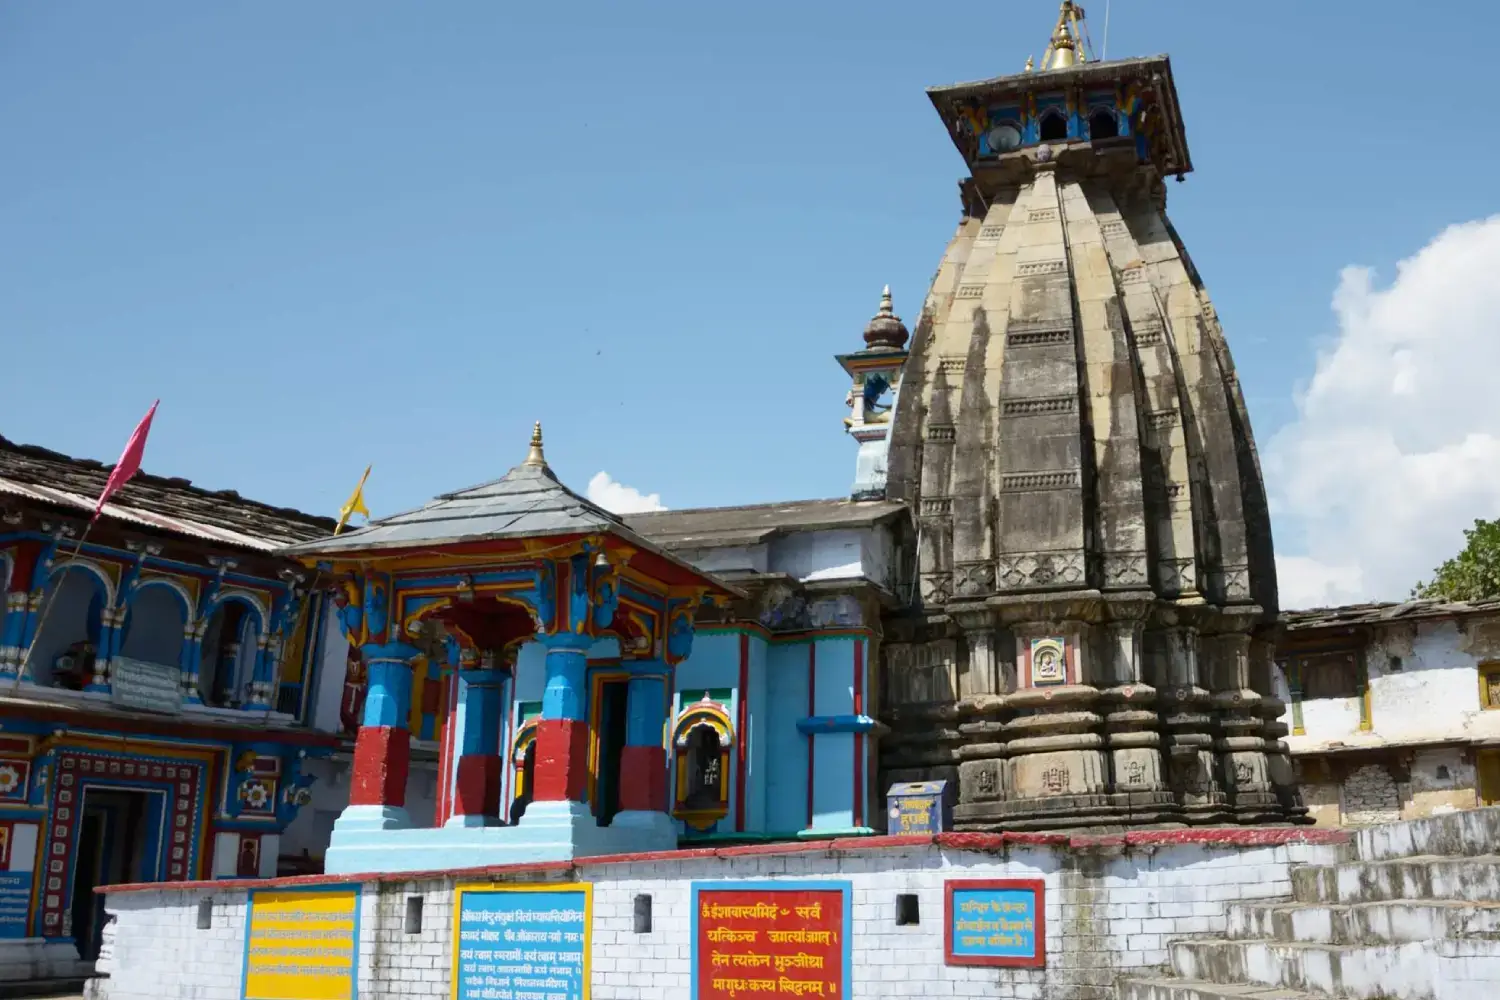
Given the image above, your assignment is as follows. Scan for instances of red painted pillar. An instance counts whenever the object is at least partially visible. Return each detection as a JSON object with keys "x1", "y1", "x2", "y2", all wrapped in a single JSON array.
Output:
[
  {"x1": 348, "y1": 654, "x2": 415, "y2": 809},
  {"x1": 531, "y1": 635, "x2": 591, "y2": 803}
]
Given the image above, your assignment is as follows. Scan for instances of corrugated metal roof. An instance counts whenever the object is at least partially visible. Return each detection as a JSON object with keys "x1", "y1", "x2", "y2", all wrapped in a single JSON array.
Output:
[{"x1": 0, "y1": 435, "x2": 334, "y2": 551}]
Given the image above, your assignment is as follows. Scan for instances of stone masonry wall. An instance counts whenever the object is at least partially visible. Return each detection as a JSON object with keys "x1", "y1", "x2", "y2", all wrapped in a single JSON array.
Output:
[
  {"x1": 88, "y1": 831, "x2": 1348, "y2": 1000},
  {"x1": 1342, "y1": 763, "x2": 1402, "y2": 825}
]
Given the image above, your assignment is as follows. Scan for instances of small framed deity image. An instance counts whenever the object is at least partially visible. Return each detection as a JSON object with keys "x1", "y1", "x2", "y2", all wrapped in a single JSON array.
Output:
[{"x1": 943, "y1": 878, "x2": 1046, "y2": 968}]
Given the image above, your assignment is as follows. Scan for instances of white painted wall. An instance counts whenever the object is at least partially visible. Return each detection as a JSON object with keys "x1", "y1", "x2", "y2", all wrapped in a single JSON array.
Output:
[
  {"x1": 1283, "y1": 616, "x2": 1500, "y2": 752},
  {"x1": 93, "y1": 836, "x2": 1344, "y2": 1000},
  {"x1": 309, "y1": 610, "x2": 350, "y2": 735}
]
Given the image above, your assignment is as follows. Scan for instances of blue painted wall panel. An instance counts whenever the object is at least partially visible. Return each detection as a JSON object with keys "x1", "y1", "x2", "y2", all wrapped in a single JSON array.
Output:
[
  {"x1": 812, "y1": 637, "x2": 856, "y2": 718},
  {"x1": 812, "y1": 732, "x2": 854, "y2": 831},
  {"x1": 744, "y1": 634, "x2": 769, "y2": 833},
  {"x1": 764, "y1": 641, "x2": 810, "y2": 835}
]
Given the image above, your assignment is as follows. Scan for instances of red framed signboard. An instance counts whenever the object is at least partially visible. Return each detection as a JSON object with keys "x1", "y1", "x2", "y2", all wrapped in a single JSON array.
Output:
[
  {"x1": 691, "y1": 881, "x2": 851, "y2": 999},
  {"x1": 943, "y1": 878, "x2": 1046, "y2": 969}
]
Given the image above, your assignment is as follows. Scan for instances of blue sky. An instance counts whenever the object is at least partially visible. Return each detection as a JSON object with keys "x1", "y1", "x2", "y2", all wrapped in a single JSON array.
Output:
[{"x1": 4, "y1": 2, "x2": 1499, "y2": 603}]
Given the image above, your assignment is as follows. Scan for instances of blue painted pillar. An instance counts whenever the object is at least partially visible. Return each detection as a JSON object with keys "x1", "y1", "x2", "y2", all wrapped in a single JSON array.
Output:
[
  {"x1": 619, "y1": 673, "x2": 668, "y2": 813},
  {"x1": 446, "y1": 667, "x2": 506, "y2": 827},
  {"x1": 534, "y1": 633, "x2": 591, "y2": 802},
  {"x1": 348, "y1": 643, "x2": 419, "y2": 816}
]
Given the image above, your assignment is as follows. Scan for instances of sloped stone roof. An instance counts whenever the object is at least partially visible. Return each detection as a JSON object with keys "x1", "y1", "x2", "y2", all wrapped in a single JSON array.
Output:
[{"x1": 0, "y1": 435, "x2": 334, "y2": 552}]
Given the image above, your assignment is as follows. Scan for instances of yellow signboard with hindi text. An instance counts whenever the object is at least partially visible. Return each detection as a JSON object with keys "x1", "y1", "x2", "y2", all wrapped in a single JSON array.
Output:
[{"x1": 243, "y1": 886, "x2": 359, "y2": 1000}]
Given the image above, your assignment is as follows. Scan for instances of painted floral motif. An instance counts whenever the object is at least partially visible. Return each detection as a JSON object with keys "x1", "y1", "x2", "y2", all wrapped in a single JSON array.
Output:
[{"x1": 0, "y1": 764, "x2": 21, "y2": 795}]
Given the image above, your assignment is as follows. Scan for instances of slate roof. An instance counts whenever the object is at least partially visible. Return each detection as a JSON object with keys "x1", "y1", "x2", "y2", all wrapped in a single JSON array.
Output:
[
  {"x1": 1281, "y1": 598, "x2": 1500, "y2": 631},
  {"x1": 0, "y1": 435, "x2": 335, "y2": 553},
  {"x1": 623, "y1": 498, "x2": 910, "y2": 551},
  {"x1": 277, "y1": 461, "x2": 741, "y2": 600},
  {"x1": 281, "y1": 461, "x2": 634, "y2": 557}
]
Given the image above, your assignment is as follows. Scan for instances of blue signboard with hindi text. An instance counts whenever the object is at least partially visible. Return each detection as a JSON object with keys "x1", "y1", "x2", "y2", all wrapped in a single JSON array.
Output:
[
  {"x1": 452, "y1": 883, "x2": 592, "y2": 1000},
  {"x1": 0, "y1": 873, "x2": 30, "y2": 938},
  {"x1": 944, "y1": 878, "x2": 1045, "y2": 968}
]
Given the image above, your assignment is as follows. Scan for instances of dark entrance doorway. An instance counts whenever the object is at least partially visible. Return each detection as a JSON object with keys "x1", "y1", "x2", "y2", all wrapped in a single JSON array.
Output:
[
  {"x1": 594, "y1": 679, "x2": 630, "y2": 827},
  {"x1": 70, "y1": 789, "x2": 153, "y2": 960}
]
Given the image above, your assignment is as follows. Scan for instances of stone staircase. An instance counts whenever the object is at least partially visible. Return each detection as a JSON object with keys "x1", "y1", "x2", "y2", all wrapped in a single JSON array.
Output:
[{"x1": 1118, "y1": 808, "x2": 1500, "y2": 999}]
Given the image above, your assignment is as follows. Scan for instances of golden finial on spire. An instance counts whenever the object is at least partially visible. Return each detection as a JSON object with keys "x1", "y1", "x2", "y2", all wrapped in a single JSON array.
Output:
[
  {"x1": 1041, "y1": 1, "x2": 1095, "y2": 71},
  {"x1": 523, "y1": 421, "x2": 548, "y2": 468}
]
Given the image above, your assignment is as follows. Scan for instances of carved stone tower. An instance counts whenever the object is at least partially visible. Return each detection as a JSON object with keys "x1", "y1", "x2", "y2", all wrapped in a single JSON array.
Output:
[{"x1": 878, "y1": 4, "x2": 1304, "y2": 830}]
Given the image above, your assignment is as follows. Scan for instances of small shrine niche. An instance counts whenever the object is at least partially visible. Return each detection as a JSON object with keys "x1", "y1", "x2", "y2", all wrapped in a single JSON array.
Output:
[{"x1": 671, "y1": 696, "x2": 733, "y2": 831}]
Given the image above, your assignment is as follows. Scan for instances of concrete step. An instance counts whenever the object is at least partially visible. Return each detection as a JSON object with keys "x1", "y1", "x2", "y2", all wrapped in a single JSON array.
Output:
[
  {"x1": 1291, "y1": 854, "x2": 1500, "y2": 905},
  {"x1": 1355, "y1": 805, "x2": 1500, "y2": 862},
  {"x1": 1116, "y1": 977, "x2": 1319, "y2": 1000},
  {"x1": 1169, "y1": 936, "x2": 1500, "y2": 1000},
  {"x1": 1227, "y1": 897, "x2": 1500, "y2": 944}
]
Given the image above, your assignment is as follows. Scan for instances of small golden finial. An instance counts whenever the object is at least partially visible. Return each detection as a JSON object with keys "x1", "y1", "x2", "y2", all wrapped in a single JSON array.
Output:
[
  {"x1": 1042, "y1": 0, "x2": 1093, "y2": 71},
  {"x1": 1025, "y1": 54, "x2": 1035, "y2": 73},
  {"x1": 523, "y1": 421, "x2": 547, "y2": 467}
]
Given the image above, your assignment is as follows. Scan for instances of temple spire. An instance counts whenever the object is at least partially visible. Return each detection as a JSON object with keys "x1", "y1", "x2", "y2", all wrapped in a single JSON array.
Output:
[
  {"x1": 1035, "y1": 1, "x2": 1094, "y2": 71},
  {"x1": 522, "y1": 421, "x2": 549, "y2": 469}
]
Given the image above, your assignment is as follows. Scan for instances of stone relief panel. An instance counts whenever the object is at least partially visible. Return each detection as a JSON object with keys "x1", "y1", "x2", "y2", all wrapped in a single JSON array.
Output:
[
  {"x1": 1112, "y1": 748, "x2": 1163, "y2": 791},
  {"x1": 1028, "y1": 637, "x2": 1068, "y2": 687},
  {"x1": 958, "y1": 758, "x2": 1005, "y2": 803},
  {"x1": 1012, "y1": 751, "x2": 1105, "y2": 799}
]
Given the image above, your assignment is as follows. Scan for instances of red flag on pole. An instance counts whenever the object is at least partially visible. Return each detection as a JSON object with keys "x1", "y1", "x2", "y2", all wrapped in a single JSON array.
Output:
[{"x1": 92, "y1": 400, "x2": 159, "y2": 522}]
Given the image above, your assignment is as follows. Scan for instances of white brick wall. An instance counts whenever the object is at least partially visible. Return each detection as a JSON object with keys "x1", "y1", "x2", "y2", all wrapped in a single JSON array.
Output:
[{"x1": 89, "y1": 839, "x2": 1344, "y2": 1000}]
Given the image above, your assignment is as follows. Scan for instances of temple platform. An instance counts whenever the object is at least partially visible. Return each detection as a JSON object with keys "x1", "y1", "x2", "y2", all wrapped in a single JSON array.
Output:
[{"x1": 324, "y1": 802, "x2": 677, "y2": 873}]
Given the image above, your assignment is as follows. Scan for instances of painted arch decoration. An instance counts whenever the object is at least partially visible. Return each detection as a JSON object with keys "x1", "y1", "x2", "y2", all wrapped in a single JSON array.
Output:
[{"x1": 671, "y1": 696, "x2": 733, "y2": 831}]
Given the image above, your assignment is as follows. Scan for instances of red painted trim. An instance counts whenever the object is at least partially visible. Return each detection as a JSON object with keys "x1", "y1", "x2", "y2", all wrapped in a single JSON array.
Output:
[
  {"x1": 734, "y1": 632, "x2": 749, "y2": 833},
  {"x1": 805, "y1": 642, "x2": 816, "y2": 829},
  {"x1": 499, "y1": 676, "x2": 516, "y2": 822},
  {"x1": 434, "y1": 672, "x2": 457, "y2": 825},
  {"x1": 944, "y1": 878, "x2": 1046, "y2": 968},
  {"x1": 97, "y1": 826, "x2": 1351, "y2": 896},
  {"x1": 852, "y1": 639, "x2": 864, "y2": 830}
]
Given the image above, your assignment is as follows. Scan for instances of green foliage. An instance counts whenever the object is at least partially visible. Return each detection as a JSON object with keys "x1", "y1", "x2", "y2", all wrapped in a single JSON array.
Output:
[{"x1": 1413, "y1": 517, "x2": 1500, "y2": 601}]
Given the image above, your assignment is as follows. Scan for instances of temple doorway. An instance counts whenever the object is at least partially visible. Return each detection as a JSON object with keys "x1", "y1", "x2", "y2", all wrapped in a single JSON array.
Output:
[
  {"x1": 594, "y1": 679, "x2": 629, "y2": 827},
  {"x1": 69, "y1": 789, "x2": 154, "y2": 961}
]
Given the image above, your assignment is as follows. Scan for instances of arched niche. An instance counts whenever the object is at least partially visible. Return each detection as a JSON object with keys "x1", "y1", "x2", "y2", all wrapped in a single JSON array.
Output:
[
  {"x1": 509, "y1": 722, "x2": 538, "y2": 824},
  {"x1": 671, "y1": 699, "x2": 733, "y2": 831},
  {"x1": 199, "y1": 597, "x2": 262, "y2": 707},
  {"x1": 1088, "y1": 106, "x2": 1120, "y2": 140},
  {"x1": 30, "y1": 564, "x2": 110, "y2": 689},
  {"x1": 1038, "y1": 107, "x2": 1069, "y2": 142},
  {"x1": 120, "y1": 581, "x2": 189, "y2": 666}
]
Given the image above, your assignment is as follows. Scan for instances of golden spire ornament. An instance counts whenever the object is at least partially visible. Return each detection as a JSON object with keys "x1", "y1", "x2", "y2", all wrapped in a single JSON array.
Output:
[
  {"x1": 1041, "y1": 1, "x2": 1095, "y2": 71},
  {"x1": 523, "y1": 421, "x2": 548, "y2": 468}
]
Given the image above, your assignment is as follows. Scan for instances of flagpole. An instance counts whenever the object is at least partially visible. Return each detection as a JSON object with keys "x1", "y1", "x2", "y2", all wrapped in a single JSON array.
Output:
[
  {"x1": 8, "y1": 399, "x2": 160, "y2": 693},
  {"x1": 9, "y1": 528, "x2": 95, "y2": 692}
]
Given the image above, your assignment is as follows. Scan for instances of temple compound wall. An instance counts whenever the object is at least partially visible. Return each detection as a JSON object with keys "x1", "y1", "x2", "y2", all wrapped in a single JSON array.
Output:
[{"x1": 87, "y1": 828, "x2": 1346, "y2": 1000}]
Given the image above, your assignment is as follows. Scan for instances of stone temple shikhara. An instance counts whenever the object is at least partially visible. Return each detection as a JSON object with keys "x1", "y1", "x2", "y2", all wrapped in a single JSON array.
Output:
[{"x1": 875, "y1": 15, "x2": 1293, "y2": 830}]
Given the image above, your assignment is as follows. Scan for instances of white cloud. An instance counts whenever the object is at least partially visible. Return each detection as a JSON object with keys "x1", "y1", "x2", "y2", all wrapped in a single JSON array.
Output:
[
  {"x1": 586, "y1": 471, "x2": 667, "y2": 514},
  {"x1": 1267, "y1": 215, "x2": 1500, "y2": 608}
]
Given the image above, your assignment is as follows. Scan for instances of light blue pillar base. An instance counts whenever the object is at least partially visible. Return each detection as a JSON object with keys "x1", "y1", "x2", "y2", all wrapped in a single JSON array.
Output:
[
  {"x1": 443, "y1": 812, "x2": 503, "y2": 829},
  {"x1": 610, "y1": 809, "x2": 678, "y2": 844},
  {"x1": 321, "y1": 800, "x2": 680, "y2": 876}
]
